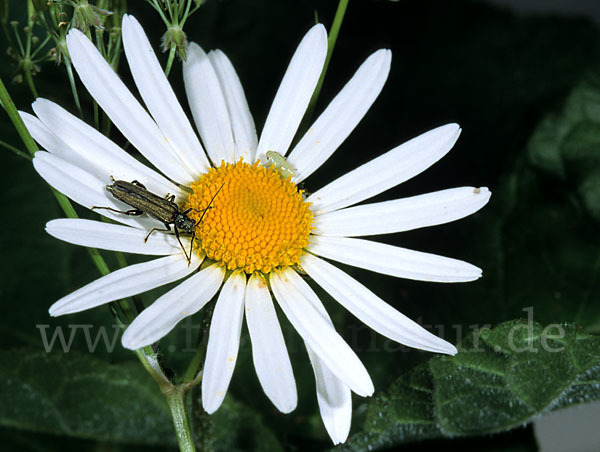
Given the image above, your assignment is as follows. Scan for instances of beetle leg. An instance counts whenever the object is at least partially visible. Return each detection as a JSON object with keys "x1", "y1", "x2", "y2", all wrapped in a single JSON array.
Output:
[
  {"x1": 92, "y1": 206, "x2": 144, "y2": 216},
  {"x1": 174, "y1": 226, "x2": 192, "y2": 265},
  {"x1": 131, "y1": 180, "x2": 147, "y2": 189},
  {"x1": 187, "y1": 226, "x2": 196, "y2": 267},
  {"x1": 144, "y1": 224, "x2": 171, "y2": 242},
  {"x1": 165, "y1": 194, "x2": 175, "y2": 202}
]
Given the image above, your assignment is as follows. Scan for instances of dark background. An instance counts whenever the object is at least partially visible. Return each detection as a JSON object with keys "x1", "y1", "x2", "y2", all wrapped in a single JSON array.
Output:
[{"x1": 1, "y1": 0, "x2": 600, "y2": 450}]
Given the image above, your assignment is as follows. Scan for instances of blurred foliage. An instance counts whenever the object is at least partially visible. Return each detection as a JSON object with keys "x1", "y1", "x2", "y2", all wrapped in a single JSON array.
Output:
[
  {"x1": 528, "y1": 74, "x2": 600, "y2": 223},
  {"x1": 1, "y1": 0, "x2": 600, "y2": 451},
  {"x1": 0, "y1": 348, "x2": 174, "y2": 443}
]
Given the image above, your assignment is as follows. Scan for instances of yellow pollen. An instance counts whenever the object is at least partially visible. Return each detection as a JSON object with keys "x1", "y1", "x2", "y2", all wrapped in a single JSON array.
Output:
[{"x1": 185, "y1": 160, "x2": 314, "y2": 274}]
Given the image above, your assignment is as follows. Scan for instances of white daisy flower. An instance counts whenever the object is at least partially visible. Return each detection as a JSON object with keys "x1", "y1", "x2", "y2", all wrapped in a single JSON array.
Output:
[{"x1": 23, "y1": 15, "x2": 490, "y2": 444}]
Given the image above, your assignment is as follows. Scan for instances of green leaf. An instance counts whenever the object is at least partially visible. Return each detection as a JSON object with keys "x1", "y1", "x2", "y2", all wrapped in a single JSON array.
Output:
[
  {"x1": 528, "y1": 74, "x2": 600, "y2": 222},
  {"x1": 339, "y1": 320, "x2": 600, "y2": 451},
  {"x1": 0, "y1": 348, "x2": 174, "y2": 444},
  {"x1": 212, "y1": 397, "x2": 285, "y2": 452},
  {"x1": 0, "y1": 426, "x2": 177, "y2": 452},
  {"x1": 561, "y1": 120, "x2": 600, "y2": 222}
]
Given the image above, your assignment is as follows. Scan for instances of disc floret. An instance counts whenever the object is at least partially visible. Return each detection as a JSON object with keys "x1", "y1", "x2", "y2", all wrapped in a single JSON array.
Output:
[{"x1": 186, "y1": 160, "x2": 314, "y2": 274}]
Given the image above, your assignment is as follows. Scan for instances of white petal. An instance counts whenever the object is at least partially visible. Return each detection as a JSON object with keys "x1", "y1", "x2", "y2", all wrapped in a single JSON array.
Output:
[
  {"x1": 33, "y1": 151, "x2": 102, "y2": 208},
  {"x1": 46, "y1": 218, "x2": 185, "y2": 256},
  {"x1": 66, "y1": 28, "x2": 193, "y2": 184},
  {"x1": 288, "y1": 49, "x2": 392, "y2": 183},
  {"x1": 202, "y1": 271, "x2": 246, "y2": 413},
  {"x1": 20, "y1": 111, "x2": 95, "y2": 173},
  {"x1": 307, "y1": 346, "x2": 352, "y2": 445},
  {"x1": 33, "y1": 152, "x2": 163, "y2": 230},
  {"x1": 294, "y1": 278, "x2": 353, "y2": 444},
  {"x1": 122, "y1": 264, "x2": 225, "y2": 349},
  {"x1": 183, "y1": 42, "x2": 236, "y2": 164},
  {"x1": 209, "y1": 49, "x2": 258, "y2": 163},
  {"x1": 307, "y1": 124, "x2": 462, "y2": 215},
  {"x1": 122, "y1": 15, "x2": 210, "y2": 176},
  {"x1": 50, "y1": 254, "x2": 201, "y2": 317},
  {"x1": 270, "y1": 268, "x2": 373, "y2": 397},
  {"x1": 31, "y1": 98, "x2": 184, "y2": 200},
  {"x1": 245, "y1": 273, "x2": 297, "y2": 413},
  {"x1": 301, "y1": 253, "x2": 457, "y2": 354},
  {"x1": 314, "y1": 187, "x2": 492, "y2": 237},
  {"x1": 256, "y1": 24, "x2": 328, "y2": 160},
  {"x1": 308, "y1": 235, "x2": 482, "y2": 283}
]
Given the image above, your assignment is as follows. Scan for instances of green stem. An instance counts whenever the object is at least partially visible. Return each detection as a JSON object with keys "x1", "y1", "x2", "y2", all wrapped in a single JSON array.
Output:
[
  {"x1": 0, "y1": 75, "x2": 38, "y2": 155},
  {"x1": 102, "y1": 112, "x2": 111, "y2": 136},
  {"x1": 325, "y1": 0, "x2": 349, "y2": 70},
  {"x1": 24, "y1": 69, "x2": 38, "y2": 98},
  {"x1": 182, "y1": 0, "x2": 193, "y2": 22},
  {"x1": 95, "y1": 28, "x2": 106, "y2": 58},
  {"x1": 31, "y1": 34, "x2": 52, "y2": 59},
  {"x1": 109, "y1": 33, "x2": 123, "y2": 71},
  {"x1": 182, "y1": 345, "x2": 205, "y2": 386},
  {"x1": 148, "y1": 0, "x2": 171, "y2": 27},
  {"x1": 0, "y1": 138, "x2": 31, "y2": 160},
  {"x1": 297, "y1": 0, "x2": 349, "y2": 137},
  {"x1": 85, "y1": 244, "x2": 110, "y2": 273},
  {"x1": 26, "y1": 0, "x2": 34, "y2": 54},
  {"x1": 166, "y1": 388, "x2": 197, "y2": 452},
  {"x1": 64, "y1": 59, "x2": 84, "y2": 119},
  {"x1": 1, "y1": 0, "x2": 13, "y2": 47},
  {"x1": 182, "y1": 297, "x2": 215, "y2": 384},
  {"x1": 93, "y1": 99, "x2": 100, "y2": 130},
  {"x1": 11, "y1": 21, "x2": 25, "y2": 55},
  {"x1": 164, "y1": 44, "x2": 177, "y2": 77}
]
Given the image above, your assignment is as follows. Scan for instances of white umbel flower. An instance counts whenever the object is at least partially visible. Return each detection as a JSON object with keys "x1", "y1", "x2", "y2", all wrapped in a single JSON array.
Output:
[{"x1": 23, "y1": 15, "x2": 490, "y2": 444}]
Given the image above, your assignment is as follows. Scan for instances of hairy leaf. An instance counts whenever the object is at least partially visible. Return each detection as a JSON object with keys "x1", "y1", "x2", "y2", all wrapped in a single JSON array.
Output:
[
  {"x1": 338, "y1": 321, "x2": 600, "y2": 451},
  {"x1": 0, "y1": 349, "x2": 174, "y2": 444}
]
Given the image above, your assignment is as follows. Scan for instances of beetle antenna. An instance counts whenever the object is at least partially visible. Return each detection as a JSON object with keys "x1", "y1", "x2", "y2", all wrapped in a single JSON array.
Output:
[{"x1": 198, "y1": 182, "x2": 225, "y2": 224}]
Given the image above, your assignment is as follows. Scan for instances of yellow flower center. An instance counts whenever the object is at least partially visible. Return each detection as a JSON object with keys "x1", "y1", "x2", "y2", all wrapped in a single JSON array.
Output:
[{"x1": 185, "y1": 160, "x2": 314, "y2": 274}]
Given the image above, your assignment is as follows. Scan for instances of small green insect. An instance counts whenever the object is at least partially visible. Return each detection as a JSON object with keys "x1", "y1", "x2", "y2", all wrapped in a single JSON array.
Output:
[
  {"x1": 266, "y1": 151, "x2": 295, "y2": 179},
  {"x1": 93, "y1": 179, "x2": 222, "y2": 264}
]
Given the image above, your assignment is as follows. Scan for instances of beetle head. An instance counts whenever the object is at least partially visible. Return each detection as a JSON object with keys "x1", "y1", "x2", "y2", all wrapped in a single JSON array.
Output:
[{"x1": 174, "y1": 214, "x2": 195, "y2": 233}]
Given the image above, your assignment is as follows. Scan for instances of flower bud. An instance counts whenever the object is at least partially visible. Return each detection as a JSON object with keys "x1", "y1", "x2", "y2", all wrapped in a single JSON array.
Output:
[
  {"x1": 72, "y1": 0, "x2": 112, "y2": 32},
  {"x1": 162, "y1": 25, "x2": 188, "y2": 60}
]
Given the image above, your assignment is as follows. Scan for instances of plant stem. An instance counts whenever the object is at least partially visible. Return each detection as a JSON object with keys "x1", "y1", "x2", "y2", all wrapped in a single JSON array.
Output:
[
  {"x1": 166, "y1": 388, "x2": 197, "y2": 452},
  {"x1": 0, "y1": 138, "x2": 31, "y2": 160},
  {"x1": 297, "y1": 0, "x2": 349, "y2": 138},
  {"x1": 24, "y1": 66, "x2": 38, "y2": 98},
  {"x1": 65, "y1": 59, "x2": 84, "y2": 119},
  {"x1": 0, "y1": 75, "x2": 38, "y2": 156},
  {"x1": 182, "y1": 297, "x2": 216, "y2": 384},
  {"x1": 165, "y1": 44, "x2": 177, "y2": 77}
]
